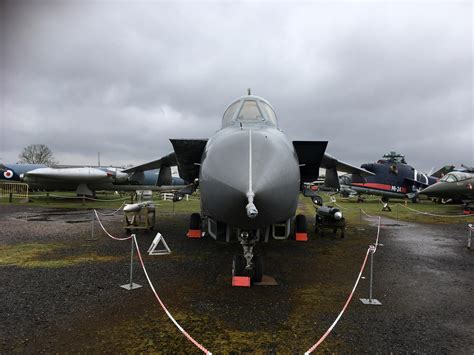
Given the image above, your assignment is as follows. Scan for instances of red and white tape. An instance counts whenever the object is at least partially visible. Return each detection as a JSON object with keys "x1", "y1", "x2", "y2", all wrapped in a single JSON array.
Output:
[
  {"x1": 304, "y1": 217, "x2": 381, "y2": 354},
  {"x1": 93, "y1": 210, "x2": 211, "y2": 354},
  {"x1": 305, "y1": 247, "x2": 371, "y2": 354},
  {"x1": 133, "y1": 237, "x2": 211, "y2": 354}
]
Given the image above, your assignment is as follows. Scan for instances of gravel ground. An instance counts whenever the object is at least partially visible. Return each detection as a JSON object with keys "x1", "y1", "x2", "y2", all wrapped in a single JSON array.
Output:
[{"x1": 1, "y1": 203, "x2": 473, "y2": 353}]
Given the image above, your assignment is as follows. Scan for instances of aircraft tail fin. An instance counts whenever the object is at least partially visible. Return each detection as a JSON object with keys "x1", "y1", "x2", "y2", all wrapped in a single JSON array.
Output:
[
  {"x1": 292, "y1": 141, "x2": 328, "y2": 184},
  {"x1": 431, "y1": 165, "x2": 455, "y2": 178},
  {"x1": 324, "y1": 166, "x2": 340, "y2": 190},
  {"x1": 461, "y1": 164, "x2": 474, "y2": 173},
  {"x1": 156, "y1": 165, "x2": 172, "y2": 186}
]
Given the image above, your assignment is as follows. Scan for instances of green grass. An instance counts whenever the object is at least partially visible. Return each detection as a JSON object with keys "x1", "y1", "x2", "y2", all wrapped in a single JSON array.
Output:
[
  {"x1": 3, "y1": 190, "x2": 471, "y2": 225},
  {"x1": 0, "y1": 190, "x2": 201, "y2": 213},
  {"x1": 316, "y1": 193, "x2": 474, "y2": 224},
  {"x1": 0, "y1": 243, "x2": 120, "y2": 268}
]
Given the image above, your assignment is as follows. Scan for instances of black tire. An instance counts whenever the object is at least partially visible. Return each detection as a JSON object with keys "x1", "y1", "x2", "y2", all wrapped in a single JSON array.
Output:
[
  {"x1": 295, "y1": 214, "x2": 307, "y2": 233},
  {"x1": 411, "y1": 196, "x2": 420, "y2": 203},
  {"x1": 232, "y1": 255, "x2": 246, "y2": 277},
  {"x1": 189, "y1": 213, "x2": 201, "y2": 230},
  {"x1": 252, "y1": 256, "x2": 263, "y2": 283},
  {"x1": 381, "y1": 196, "x2": 389, "y2": 203}
]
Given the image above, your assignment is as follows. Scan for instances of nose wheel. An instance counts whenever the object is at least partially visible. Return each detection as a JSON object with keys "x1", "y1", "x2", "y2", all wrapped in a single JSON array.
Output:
[{"x1": 232, "y1": 230, "x2": 263, "y2": 283}]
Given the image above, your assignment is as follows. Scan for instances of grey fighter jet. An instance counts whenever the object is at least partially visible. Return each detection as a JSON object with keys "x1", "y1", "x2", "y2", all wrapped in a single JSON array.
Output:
[
  {"x1": 420, "y1": 165, "x2": 474, "y2": 209},
  {"x1": 125, "y1": 94, "x2": 372, "y2": 282}
]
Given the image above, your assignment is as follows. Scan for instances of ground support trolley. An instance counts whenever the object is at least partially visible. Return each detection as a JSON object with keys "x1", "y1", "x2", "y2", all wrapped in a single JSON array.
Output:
[{"x1": 314, "y1": 214, "x2": 346, "y2": 238}]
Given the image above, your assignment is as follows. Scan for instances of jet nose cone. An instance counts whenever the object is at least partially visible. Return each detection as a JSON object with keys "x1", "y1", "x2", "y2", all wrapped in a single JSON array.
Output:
[
  {"x1": 200, "y1": 128, "x2": 300, "y2": 229},
  {"x1": 420, "y1": 184, "x2": 437, "y2": 196}
]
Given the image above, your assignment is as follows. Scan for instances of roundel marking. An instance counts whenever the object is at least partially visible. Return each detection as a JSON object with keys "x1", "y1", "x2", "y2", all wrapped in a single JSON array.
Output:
[{"x1": 3, "y1": 170, "x2": 13, "y2": 179}]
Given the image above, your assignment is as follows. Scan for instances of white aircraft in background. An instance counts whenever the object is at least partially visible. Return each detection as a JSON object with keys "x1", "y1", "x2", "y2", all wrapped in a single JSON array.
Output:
[{"x1": 0, "y1": 163, "x2": 184, "y2": 196}]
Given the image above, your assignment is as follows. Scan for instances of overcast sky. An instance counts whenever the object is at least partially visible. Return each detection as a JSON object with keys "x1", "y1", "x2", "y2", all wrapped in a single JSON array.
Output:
[{"x1": 1, "y1": 0, "x2": 472, "y2": 172}]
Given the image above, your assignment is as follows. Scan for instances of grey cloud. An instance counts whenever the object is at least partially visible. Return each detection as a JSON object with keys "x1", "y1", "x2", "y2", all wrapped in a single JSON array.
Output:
[{"x1": 1, "y1": 1, "x2": 472, "y2": 171}]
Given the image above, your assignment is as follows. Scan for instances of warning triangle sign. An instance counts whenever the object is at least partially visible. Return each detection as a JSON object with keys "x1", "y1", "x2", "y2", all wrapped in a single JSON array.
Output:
[{"x1": 147, "y1": 232, "x2": 171, "y2": 255}]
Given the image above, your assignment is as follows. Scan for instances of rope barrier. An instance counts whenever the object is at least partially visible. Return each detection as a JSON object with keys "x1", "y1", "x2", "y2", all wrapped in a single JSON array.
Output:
[
  {"x1": 305, "y1": 247, "x2": 372, "y2": 353},
  {"x1": 133, "y1": 237, "x2": 211, "y2": 354},
  {"x1": 360, "y1": 209, "x2": 376, "y2": 218},
  {"x1": 93, "y1": 210, "x2": 133, "y2": 241},
  {"x1": 95, "y1": 202, "x2": 126, "y2": 216},
  {"x1": 92, "y1": 210, "x2": 211, "y2": 354},
  {"x1": 304, "y1": 217, "x2": 381, "y2": 353},
  {"x1": 397, "y1": 203, "x2": 473, "y2": 218},
  {"x1": 334, "y1": 201, "x2": 472, "y2": 220},
  {"x1": 29, "y1": 194, "x2": 131, "y2": 202},
  {"x1": 373, "y1": 216, "x2": 381, "y2": 251}
]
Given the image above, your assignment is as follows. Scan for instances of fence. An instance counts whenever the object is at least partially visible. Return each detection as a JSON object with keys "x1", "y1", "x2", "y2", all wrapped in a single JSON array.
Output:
[{"x1": 0, "y1": 182, "x2": 29, "y2": 199}]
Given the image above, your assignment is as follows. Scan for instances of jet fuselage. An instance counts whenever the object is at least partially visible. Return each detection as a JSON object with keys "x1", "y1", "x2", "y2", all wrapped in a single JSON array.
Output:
[
  {"x1": 348, "y1": 159, "x2": 438, "y2": 200},
  {"x1": 199, "y1": 97, "x2": 300, "y2": 230}
]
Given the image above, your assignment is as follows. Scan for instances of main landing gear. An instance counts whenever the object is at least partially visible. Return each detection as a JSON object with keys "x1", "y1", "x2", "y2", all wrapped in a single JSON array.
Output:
[{"x1": 232, "y1": 230, "x2": 263, "y2": 283}]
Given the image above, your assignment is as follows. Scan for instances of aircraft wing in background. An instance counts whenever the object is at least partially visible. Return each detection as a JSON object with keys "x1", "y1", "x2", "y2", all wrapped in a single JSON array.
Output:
[
  {"x1": 321, "y1": 153, "x2": 374, "y2": 190},
  {"x1": 122, "y1": 151, "x2": 178, "y2": 186},
  {"x1": 122, "y1": 151, "x2": 177, "y2": 173}
]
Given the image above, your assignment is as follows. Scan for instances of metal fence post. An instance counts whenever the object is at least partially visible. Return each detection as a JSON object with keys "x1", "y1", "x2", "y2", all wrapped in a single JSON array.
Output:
[
  {"x1": 360, "y1": 246, "x2": 382, "y2": 306},
  {"x1": 87, "y1": 210, "x2": 98, "y2": 241},
  {"x1": 468, "y1": 224, "x2": 472, "y2": 249},
  {"x1": 121, "y1": 236, "x2": 142, "y2": 290}
]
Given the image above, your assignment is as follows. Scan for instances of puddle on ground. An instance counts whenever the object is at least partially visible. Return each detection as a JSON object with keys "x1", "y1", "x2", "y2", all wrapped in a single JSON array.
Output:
[{"x1": 15, "y1": 211, "x2": 93, "y2": 224}]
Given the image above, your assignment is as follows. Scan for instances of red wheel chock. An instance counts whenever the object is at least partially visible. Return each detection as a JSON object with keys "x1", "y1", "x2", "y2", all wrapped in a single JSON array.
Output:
[
  {"x1": 232, "y1": 276, "x2": 251, "y2": 287},
  {"x1": 295, "y1": 232, "x2": 308, "y2": 241},
  {"x1": 187, "y1": 229, "x2": 201, "y2": 238}
]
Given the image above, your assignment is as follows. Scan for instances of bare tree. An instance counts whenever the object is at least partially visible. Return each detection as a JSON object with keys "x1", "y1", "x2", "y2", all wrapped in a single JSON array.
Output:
[{"x1": 18, "y1": 144, "x2": 58, "y2": 165}]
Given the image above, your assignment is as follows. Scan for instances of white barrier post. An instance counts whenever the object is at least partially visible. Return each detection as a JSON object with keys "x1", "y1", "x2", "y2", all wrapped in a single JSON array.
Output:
[
  {"x1": 121, "y1": 235, "x2": 142, "y2": 290},
  {"x1": 468, "y1": 224, "x2": 472, "y2": 250},
  {"x1": 87, "y1": 210, "x2": 98, "y2": 241},
  {"x1": 360, "y1": 245, "x2": 382, "y2": 305}
]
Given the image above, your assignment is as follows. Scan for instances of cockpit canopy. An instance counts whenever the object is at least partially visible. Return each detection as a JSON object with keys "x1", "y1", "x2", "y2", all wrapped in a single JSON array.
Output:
[
  {"x1": 440, "y1": 172, "x2": 471, "y2": 182},
  {"x1": 222, "y1": 96, "x2": 278, "y2": 128}
]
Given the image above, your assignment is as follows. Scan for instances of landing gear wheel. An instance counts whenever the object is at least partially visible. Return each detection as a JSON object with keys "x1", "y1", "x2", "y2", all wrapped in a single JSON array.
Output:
[
  {"x1": 232, "y1": 255, "x2": 246, "y2": 277},
  {"x1": 189, "y1": 213, "x2": 201, "y2": 230},
  {"x1": 381, "y1": 196, "x2": 389, "y2": 203},
  {"x1": 252, "y1": 256, "x2": 263, "y2": 283},
  {"x1": 411, "y1": 196, "x2": 420, "y2": 203}
]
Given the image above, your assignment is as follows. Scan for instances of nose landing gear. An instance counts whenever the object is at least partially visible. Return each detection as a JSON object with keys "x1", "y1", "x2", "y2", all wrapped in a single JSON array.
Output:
[{"x1": 232, "y1": 230, "x2": 263, "y2": 283}]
